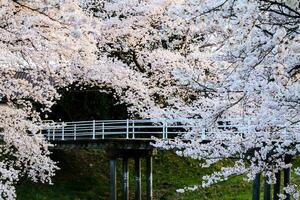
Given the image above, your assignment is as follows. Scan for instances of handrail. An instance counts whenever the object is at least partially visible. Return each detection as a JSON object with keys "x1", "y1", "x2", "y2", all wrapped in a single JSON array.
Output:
[{"x1": 42, "y1": 119, "x2": 300, "y2": 141}]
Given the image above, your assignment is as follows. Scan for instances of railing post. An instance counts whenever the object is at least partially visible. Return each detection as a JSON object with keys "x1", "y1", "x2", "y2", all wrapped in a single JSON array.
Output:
[
  {"x1": 126, "y1": 119, "x2": 129, "y2": 139},
  {"x1": 74, "y1": 124, "x2": 77, "y2": 140},
  {"x1": 132, "y1": 120, "x2": 135, "y2": 139},
  {"x1": 47, "y1": 129, "x2": 50, "y2": 140},
  {"x1": 52, "y1": 129, "x2": 55, "y2": 140},
  {"x1": 62, "y1": 122, "x2": 65, "y2": 140},
  {"x1": 92, "y1": 120, "x2": 96, "y2": 140},
  {"x1": 162, "y1": 121, "x2": 166, "y2": 139},
  {"x1": 165, "y1": 121, "x2": 168, "y2": 139},
  {"x1": 102, "y1": 122, "x2": 105, "y2": 139}
]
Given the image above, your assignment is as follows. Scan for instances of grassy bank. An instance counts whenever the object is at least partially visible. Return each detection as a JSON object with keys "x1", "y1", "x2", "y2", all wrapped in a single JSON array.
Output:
[{"x1": 17, "y1": 150, "x2": 299, "y2": 200}]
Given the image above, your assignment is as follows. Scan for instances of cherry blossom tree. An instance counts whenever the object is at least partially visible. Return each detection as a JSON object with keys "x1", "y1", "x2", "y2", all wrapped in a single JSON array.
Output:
[
  {"x1": 1, "y1": 0, "x2": 300, "y2": 199},
  {"x1": 0, "y1": 0, "x2": 102, "y2": 198},
  {"x1": 0, "y1": 0, "x2": 149, "y2": 198},
  {"x1": 88, "y1": 0, "x2": 300, "y2": 197}
]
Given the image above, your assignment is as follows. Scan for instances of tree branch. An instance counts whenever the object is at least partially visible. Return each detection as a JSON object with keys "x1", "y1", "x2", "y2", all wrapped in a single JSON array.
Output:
[{"x1": 12, "y1": 0, "x2": 66, "y2": 25}]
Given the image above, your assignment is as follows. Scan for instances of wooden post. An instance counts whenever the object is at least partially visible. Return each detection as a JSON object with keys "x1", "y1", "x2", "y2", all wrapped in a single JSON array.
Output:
[
  {"x1": 264, "y1": 178, "x2": 271, "y2": 200},
  {"x1": 122, "y1": 157, "x2": 129, "y2": 200},
  {"x1": 134, "y1": 157, "x2": 142, "y2": 200},
  {"x1": 146, "y1": 156, "x2": 153, "y2": 200},
  {"x1": 110, "y1": 159, "x2": 117, "y2": 200},
  {"x1": 252, "y1": 173, "x2": 260, "y2": 200},
  {"x1": 273, "y1": 172, "x2": 281, "y2": 200}
]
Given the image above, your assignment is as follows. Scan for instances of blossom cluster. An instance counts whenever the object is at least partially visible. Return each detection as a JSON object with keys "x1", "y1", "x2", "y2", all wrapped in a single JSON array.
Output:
[{"x1": 1, "y1": 0, "x2": 300, "y2": 199}]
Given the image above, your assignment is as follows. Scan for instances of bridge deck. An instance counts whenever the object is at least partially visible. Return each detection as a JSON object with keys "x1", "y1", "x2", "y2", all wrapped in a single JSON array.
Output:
[{"x1": 51, "y1": 138, "x2": 156, "y2": 150}]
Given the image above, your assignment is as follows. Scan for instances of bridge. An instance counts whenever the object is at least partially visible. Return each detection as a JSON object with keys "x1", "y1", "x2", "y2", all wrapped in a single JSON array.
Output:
[
  {"x1": 44, "y1": 119, "x2": 207, "y2": 141},
  {"x1": 43, "y1": 119, "x2": 297, "y2": 200},
  {"x1": 44, "y1": 119, "x2": 202, "y2": 200}
]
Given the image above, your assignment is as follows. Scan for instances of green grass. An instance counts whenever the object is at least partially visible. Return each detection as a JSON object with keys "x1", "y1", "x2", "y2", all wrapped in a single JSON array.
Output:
[{"x1": 16, "y1": 150, "x2": 300, "y2": 200}]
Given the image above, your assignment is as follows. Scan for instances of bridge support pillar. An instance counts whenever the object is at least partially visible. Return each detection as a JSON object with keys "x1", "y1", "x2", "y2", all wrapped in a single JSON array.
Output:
[
  {"x1": 252, "y1": 168, "x2": 292, "y2": 200},
  {"x1": 109, "y1": 159, "x2": 117, "y2": 200},
  {"x1": 284, "y1": 167, "x2": 291, "y2": 200},
  {"x1": 134, "y1": 157, "x2": 142, "y2": 200},
  {"x1": 283, "y1": 155, "x2": 291, "y2": 200},
  {"x1": 264, "y1": 177, "x2": 271, "y2": 200},
  {"x1": 122, "y1": 157, "x2": 129, "y2": 200},
  {"x1": 107, "y1": 148, "x2": 157, "y2": 200},
  {"x1": 273, "y1": 171, "x2": 281, "y2": 200},
  {"x1": 252, "y1": 173, "x2": 260, "y2": 200},
  {"x1": 146, "y1": 156, "x2": 153, "y2": 200},
  {"x1": 251, "y1": 156, "x2": 293, "y2": 200}
]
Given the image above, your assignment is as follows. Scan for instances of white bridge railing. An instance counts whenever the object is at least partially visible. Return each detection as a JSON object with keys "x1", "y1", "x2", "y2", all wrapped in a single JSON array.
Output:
[
  {"x1": 43, "y1": 119, "x2": 209, "y2": 141},
  {"x1": 43, "y1": 119, "x2": 300, "y2": 141}
]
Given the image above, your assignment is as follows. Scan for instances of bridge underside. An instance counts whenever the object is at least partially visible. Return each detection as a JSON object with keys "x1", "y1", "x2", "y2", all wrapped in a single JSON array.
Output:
[
  {"x1": 51, "y1": 139, "x2": 155, "y2": 150},
  {"x1": 51, "y1": 139, "x2": 156, "y2": 200}
]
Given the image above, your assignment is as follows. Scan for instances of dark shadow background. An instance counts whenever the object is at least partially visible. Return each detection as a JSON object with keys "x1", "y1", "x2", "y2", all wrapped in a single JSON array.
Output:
[{"x1": 47, "y1": 86, "x2": 128, "y2": 121}]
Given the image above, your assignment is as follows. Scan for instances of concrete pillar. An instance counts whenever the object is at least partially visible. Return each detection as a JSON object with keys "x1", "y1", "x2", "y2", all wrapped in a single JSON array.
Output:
[
  {"x1": 122, "y1": 157, "x2": 129, "y2": 200},
  {"x1": 146, "y1": 156, "x2": 153, "y2": 200},
  {"x1": 106, "y1": 148, "x2": 157, "y2": 200},
  {"x1": 110, "y1": 159, "x2": 117, "y2": 200},
  {"x1": 134, "y1": 157, "x2": 142, "y2": 200},
  {"x1": 252, "y1": 173, "x2": 260, "y2": 200}
]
